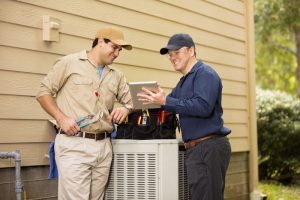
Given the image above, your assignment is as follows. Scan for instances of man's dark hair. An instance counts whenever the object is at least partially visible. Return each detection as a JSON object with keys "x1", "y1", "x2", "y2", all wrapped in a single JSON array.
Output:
[{"x1": 92, "y1": 38, "x2": 110, "y2": 48}]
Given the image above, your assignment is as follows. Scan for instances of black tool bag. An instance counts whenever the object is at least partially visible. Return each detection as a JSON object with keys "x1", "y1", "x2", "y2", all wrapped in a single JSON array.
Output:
[{"x1": 115, "y1": 108, "x2": 179, "y2": 140}]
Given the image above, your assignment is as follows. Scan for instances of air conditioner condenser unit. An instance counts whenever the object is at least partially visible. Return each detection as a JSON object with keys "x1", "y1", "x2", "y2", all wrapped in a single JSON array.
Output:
[{"x1": 105, "y1": 139, "x2": 179, "y2": 200}]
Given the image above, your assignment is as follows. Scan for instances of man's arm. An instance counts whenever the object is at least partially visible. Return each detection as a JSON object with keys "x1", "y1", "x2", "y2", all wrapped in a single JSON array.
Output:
[
  {"x1": 37, "y1": 95, "x2": 80, "y2": 135},
  {"x1": 110, "y1": 72, "x2": 132, "y2": 124},
  {"x1": 164, "y1": 72, "x2": 219, "y2": 117},
  {"x1": 137, "y1": 72, "x2": 219, "y2": 117}
]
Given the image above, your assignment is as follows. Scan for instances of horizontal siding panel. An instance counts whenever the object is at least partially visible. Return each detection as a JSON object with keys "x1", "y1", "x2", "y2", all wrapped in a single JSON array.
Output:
[
  {"x1": 0, "y1": 68, "x2": 180, "y2": 96},
  {"x1": 0, "y1": 120, "x2": 55, "y2": 143},
  {"x1": 0, "y1": 143, "x2": 49, "y2": 168},
  {"x1": 0, "y1": 95, "x2": 49, "y2": 120},
  {"x1": 229, "y1": 137, "x2": 249, "y2": 152},
  {"x1": 225, "y1": 152, "x2": 249, "y2": 199},
  {"x1": 0, "y1": 22, "x2": 90, "y2": 57},
  {"x1": 223, "y1": 110, "x2": 248, "y2": 123},
  {"x1": 0, "y1": 23, "x2": 244, "y2": 73},
  {"x1": 0, "y1": 140, "x2": 248, "y2": 168},
  {"x1": 227, "y1": 164, "x2": 248, "y2": 176},
  {"x1": 206, "y1": 0, "x2": 245, "y2": 14},
  {"x1": 0, "y1": 46, "x2": 59, "y2": 74},
  {"x1": 227, "y1": 160, "x2": 248, "y2": 174},
  {"x1": 0, "y1": 21, "x2": 245, "y2": 69},
  {"x1": 227, "y1": 124, "x2": 249, "y2": 138},
  {"x1": 0, "y1": 70, "x2": 43, "y2": 96},
  {"x1": 125, "y1": 43, "x2": 245, "y2": 69},
  {"x1": 0, "y1": 70, "x2": 248, "y2": 108},
  {"x1": 98, "y1": 0, "x2": 246, "y2": 39},
  {"x1": 0, "y1": 95, "x2": 246, "y2": 123},
  {"x1": 222, "y1": 80, "x2": 247, "y2": 96},
  {"x1": 0, "y1": 67, "x2": 247, "y2": 101},
  {"x1": 1, "y1": 166, "x2": 52, "y2": 182},
  {"x1": 226, "y1": 171, "x2": 248, "y2": 185},
  {"x1": 18, "y1": 0, "x2": 245, "y2": 41},
  {"x1": 0, "y1": 61, "x2": 246, "y2": 97},
  {"x1": 230, "y1": 152, "x2": 248, "y2": 162},
  {"x1": 0, "y1": 23, "x2": 245, "y2": 78},
  {"x1": 0, "y1": 0, "x2": 251, "y2": 165},
  {"x1": 209, "y1": 63, "x2": 246, "y2": 82},
  {"x1": 1, "y1": 0, "x2": 246, "y2": 55},
  {"x1": 0, "y1": 167, "x2": 58, "y2": 199},
  {"x1": 198, "y1": 46, "x2": 245, "y2": 68},
  {"x1": 115, "y1": 65, "x2": 247, "y2": 96},
  {"x1": 226, "y1": 194, "x2": 249, "y2": 200},
  {"x1": 222, "y1": 95, "x2": 247, "y2": 110},
  {"x1": 225, "y1": 182, "x2": 248, "y2": 199},
  {"x1": 158, "y1": 0, "x2": 245, "y2": 27},
  {"x1": 115, "y1": 64, "x2": 181, "y2": 88},
  {"x1": 0, "y1": 120, "x2": 249, "y2": 144},
  {"x1": 0, "y1": 46, "x2": 246, "y2": 84}
]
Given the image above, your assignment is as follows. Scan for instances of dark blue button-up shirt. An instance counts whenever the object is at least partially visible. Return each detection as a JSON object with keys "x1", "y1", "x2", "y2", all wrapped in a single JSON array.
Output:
[{"x1": 164, "y1": 60, "x2": 230, "y2": 142}]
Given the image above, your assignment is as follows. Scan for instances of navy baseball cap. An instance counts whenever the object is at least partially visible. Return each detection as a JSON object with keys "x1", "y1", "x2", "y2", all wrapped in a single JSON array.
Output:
[{"x1": 160, "y1": 33, "x2": 195, "y2": 55}]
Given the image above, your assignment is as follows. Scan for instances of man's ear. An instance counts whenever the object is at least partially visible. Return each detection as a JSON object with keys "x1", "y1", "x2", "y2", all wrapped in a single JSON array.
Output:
[
  {"x1": 189, "y1": 47, "x2": 195, "y2": 57},
  {"x1": 97, "y1": 38, "x2": 105, "y2": 47}
]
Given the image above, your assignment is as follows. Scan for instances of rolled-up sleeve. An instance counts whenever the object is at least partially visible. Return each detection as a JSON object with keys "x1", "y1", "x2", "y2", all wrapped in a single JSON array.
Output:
[
  {"x1": 36, "y1": 58, "x2": 69, "y2": 98},
  {"x1": 116, "y1": 72, "x2": 133, "y2": 111}
]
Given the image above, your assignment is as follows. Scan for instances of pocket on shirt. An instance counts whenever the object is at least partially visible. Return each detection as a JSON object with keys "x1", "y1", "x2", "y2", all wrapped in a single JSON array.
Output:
[
  {"x1": 71, "y1": 78, "x2": 93, "y2": 93},
  {"x1": 70, "y1": 77, "x2": 94, "y2": 102},
  {"x1": 72, "y1": 78, "x2": 93, "y2": 85}
]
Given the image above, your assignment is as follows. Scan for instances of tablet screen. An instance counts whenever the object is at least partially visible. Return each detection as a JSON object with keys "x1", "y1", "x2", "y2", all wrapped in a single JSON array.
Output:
[{"x1": 128, "y1": 81, "x2": 161, "y2": 109}]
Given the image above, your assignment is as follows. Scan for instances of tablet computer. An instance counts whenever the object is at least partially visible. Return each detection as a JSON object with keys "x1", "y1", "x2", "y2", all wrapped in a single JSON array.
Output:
[{"x1": 128, "y1": 81, "x2": 161, "y2": 109}]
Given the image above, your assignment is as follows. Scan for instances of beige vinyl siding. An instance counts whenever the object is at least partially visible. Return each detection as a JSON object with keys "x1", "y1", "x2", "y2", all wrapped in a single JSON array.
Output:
[
  {"x1": 0, "y1": 0, "x2": 250, "y2": 168},
  {"x1": 225, "y1": 152, "x2": 249, "y2": 199},
  {"x1": 0, "y1": 143, "x2": 50, "y2": 167}
]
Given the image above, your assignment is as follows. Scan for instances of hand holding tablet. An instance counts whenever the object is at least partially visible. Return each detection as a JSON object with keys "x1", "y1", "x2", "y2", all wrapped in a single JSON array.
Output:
[{"x1": 128, "y1": 81, "x2": 162, "y2": 109}]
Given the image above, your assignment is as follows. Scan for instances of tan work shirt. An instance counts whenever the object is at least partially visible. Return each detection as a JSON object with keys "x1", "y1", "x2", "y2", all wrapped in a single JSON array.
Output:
[{"x1": 37, "y1": 50, "x2": 133, "y2": 132}]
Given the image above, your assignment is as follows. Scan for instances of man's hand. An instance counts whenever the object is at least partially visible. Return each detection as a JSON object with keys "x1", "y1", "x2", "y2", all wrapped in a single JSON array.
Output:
[
  {"x1": 36, "y1": 95, "x2": 80, "y2": 136},
  {"x1": 137, "y1": 87, "x2": 166, "y2": 106},
  {"x1": 109, "y1": 107, "x2": 129, "y2": 124},
  {"x1": 57, "y1": 115, "x2": 80, "y2": 136}
]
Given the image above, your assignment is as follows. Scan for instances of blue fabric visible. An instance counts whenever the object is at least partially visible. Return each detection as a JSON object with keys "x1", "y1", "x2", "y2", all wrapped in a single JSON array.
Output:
[
  {"x1": 48, "y1": 141, "x2": 58, "y2": 179},
  {"x1": 163, "y1": 60, "x2": 231, "y2": 142},
  {"x1": 111, "y1": 122, "x2": 117, "y2": 139},
  {"x1": 98, "y1": 66, "x2": 104, "y2": 78}
]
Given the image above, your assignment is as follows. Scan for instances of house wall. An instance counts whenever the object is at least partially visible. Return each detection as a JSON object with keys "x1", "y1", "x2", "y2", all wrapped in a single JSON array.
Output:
[
  {"x1": 0, "y1": 0, "x2": 254, "y2": 199},
  {"x1": 0, "y1": 152, "x2": 249, "y2": 200}
]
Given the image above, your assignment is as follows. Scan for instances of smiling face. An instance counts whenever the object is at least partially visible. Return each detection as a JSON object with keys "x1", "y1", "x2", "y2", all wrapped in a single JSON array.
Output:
[
  {"x1": 167, "y1": 47, "x2": 196, "y2": 75},
  {"x1": 98, "y1": 39, "x2": 123, "y2": 66}
]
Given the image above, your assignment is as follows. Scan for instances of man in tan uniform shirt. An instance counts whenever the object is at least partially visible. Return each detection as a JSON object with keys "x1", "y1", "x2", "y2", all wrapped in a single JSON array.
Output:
[{"x1": 36, "y1": 27, "x2": 133, "y2": 200}]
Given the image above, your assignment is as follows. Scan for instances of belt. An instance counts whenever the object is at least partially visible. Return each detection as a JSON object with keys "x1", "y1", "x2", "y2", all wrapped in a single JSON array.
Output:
[
  {"x1": 184, "y1": 134, "x2": 224, "y2": 150},
  {"x1": 58, "y1": 128, "x2": 111, "y2": 141}
]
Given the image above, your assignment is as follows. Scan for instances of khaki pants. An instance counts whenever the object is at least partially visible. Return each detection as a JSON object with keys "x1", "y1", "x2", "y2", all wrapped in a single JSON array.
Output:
[{"x1": 55, "y1": 134, "x2": 112, "y2": 200}]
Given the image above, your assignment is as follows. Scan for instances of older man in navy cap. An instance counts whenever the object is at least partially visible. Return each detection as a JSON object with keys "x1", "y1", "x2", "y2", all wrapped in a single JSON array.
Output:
[{"x1": 138, "y1": 33, "x2": 231, "y2": 200}]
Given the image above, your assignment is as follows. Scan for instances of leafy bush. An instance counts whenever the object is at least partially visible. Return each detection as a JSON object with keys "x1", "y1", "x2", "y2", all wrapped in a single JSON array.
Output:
[{"x1": 256, "y1": 88, "x2": 300, "y2": 183}]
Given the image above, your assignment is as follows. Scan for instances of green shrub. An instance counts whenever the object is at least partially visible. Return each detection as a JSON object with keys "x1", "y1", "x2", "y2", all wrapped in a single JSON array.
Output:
[{"x1": 256, "y1": 88, "x2": 300, "y2": 183}]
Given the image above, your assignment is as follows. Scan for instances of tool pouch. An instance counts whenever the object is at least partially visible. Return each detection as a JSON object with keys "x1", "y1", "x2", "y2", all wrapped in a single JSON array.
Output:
[{"x1": 115, "y1": 108, "x2": 179, "y2": 140}]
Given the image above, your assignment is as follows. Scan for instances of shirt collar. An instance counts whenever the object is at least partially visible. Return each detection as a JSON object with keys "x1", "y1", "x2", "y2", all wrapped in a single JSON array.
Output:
[
  {"x1": 178, "y1": 60, "x2": 203, "y2": 85},
  {"x1": 181, "y1": 60, "x2": 203, "y2": 78},
  {"x1": 78, "y1": 50, "x2": 88, "y2": 60},
  {"x1": 78, "y1": 50, "x2": 115, "y2": 71},
  {"x1": 187, "y1": 60, "x2": 203, "y2": 75}
]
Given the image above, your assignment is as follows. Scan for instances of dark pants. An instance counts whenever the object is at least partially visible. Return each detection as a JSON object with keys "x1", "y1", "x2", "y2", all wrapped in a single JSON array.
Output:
[{"x1": 185, "y1": 136, "x2": 231, "y2": 200}]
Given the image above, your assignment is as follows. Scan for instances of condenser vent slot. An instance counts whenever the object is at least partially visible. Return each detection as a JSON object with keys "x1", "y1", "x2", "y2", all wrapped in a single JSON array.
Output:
[{"x1": 105, "y1": 153, "x2": 158, "y2": 200}]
